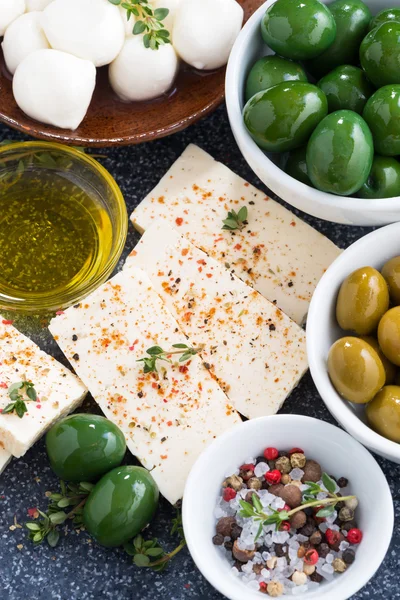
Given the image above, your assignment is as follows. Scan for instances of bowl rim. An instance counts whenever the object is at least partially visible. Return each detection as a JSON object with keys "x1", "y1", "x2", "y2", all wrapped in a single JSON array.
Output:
[
  {"x1": 225, "y1": 0, "x2": 400, "y2": 216},
  {"x1": 307, "y1": 222, "x2": 400, "y2": 461},
  {"x1": 0, "y1": 140, "x2": 128, "y2": 313},
  {"x1": 183, "y1": 414, "x2": 394, "y2": 600}
]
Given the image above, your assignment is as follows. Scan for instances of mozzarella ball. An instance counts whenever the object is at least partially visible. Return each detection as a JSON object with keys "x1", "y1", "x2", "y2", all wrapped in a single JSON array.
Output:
[
  {"x1": 26, "y1": 0, "x2": 54, "y2": 10},
  {"x1": 0, "y1": 0, "x2": 25, "y2": 36},
  {"x1": 13, "y1": 49, "x2": 96, "y2": 130},
  {"x1": 109, "y1": 36, "x2": 178, "y2": 102},
  {"x1": 42, "y1": 0, "x2": 125, "y2": 67},
  {"x1": 2, "y1": 13, "x2": 50, "y2": 75},
  {"x1": 173, "y1": 0, "x2": 243, "y2": 70},
  {"x1": 153, "y1": 0, "x2": 182, "y2": 38},
  {"x1": 119, "y1": 6, "x2": 135, "y2": 37}
]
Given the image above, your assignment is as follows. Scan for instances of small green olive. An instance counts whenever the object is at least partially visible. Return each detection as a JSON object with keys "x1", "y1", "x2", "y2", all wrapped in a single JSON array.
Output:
[
  {"x1": 378, "y1": 307, "x2": 400, "y2": 366},
  {"x1": 336, "y1": 267, "x2": 390, "y2": 335},
  {"x1": 360, "y1": 336, "x2": 397, "y2": 384},
  {"x1": 328, "y1": 337, "x2": 386, "y2": 403},
  {"x1": 366, "y1": 385, "x2": 400, "y2": 442},
  {"x1": 284, "y1": 147, "x2": 312, "y2": 186},
  {"x1": 245, "y1": 55, "x2": 308, "y2": 102},
  {"x1": 368, "y1": 8, "x2": 400, "y2": 31},
  {"x1": 381, "y1": 256, "x2": 400, "y2": 305}
]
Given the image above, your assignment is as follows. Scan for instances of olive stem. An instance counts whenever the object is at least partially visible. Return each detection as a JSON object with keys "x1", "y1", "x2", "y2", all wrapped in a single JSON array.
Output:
[{"x1": 148, "y1": 540, "x2": 187, "y2": 567}]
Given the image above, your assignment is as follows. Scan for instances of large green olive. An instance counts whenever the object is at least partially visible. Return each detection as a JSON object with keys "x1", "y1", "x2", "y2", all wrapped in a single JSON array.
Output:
[
  {"x1": 357, "y1": 156, "x2": 400, "y2": 199},
  {"x1": 245, "y1": 56, "x2": 308, "y2": 102},
  {"x1": 307, "y1": 0, "x2": 371, "y2": 77},
  {"x1": 360, "y1": 22, "x2": 400, "y2": 88},
  {"x1": 46, "y1": 414, "x2": 126, "y2": 482},
  {"x1": 378, "y1": 307, "x2": 400, "y2": 366},
  {"x1": 336, "y1": 266, "x2": 390, "y2": 334},
  {"x1": 368, "y1": 8, "x2": 400, "y2": 32},
  {"x1": 284, "y1": 147, "x2": 312, "y2": 186},
  {"x1": 83, "y1": 466, "x2": 159, "y2": 547},
  {"x1": 366, "y1": 385, "x2": 400, "y2": 442},
  {"x1": 317, "y1": 66, "x2": 374, "y2": 114},
  {"x1": 306, "y1": 110, "x2": 373, "y2": 196},
  {"x1": 360, "y1": 336, "x2": 397, "y2": 384},
  {"x1": 382, "y1": 256, "x2": 400, "y2": 305},
  {"x1": 261, "y1": 0, "x2": 336, "y2": 61},
  {"x1": 363, "y1": 86, "x2": 400, "y2": 157},
  {"x1": 328, "y1": 337, "x2": 385, "y2": 403},
  {"x1": 243, "y1": 82, "x2": 328, "y2": 153}
]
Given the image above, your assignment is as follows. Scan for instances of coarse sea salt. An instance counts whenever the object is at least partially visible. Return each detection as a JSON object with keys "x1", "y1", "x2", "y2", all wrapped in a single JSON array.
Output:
[
  {"x1": 292, "y1": 584, "x2": 308, "y2": 595},
  {"x1": 247, "y1": 580, "x2": 260, "y2": 591},
  {"x1": 289, "y1": 468, "x2": 304, "y2": 480},
  {"x1": 340, "y1": 540, "x2": 350, "y2": 551},
  {"x1": 255, "y1": 462, "x2": 270, "y2": 477}
]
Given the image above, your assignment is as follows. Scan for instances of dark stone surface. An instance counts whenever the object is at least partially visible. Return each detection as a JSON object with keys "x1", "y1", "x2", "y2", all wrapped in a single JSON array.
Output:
[{"x1": 0, "y1": 106, "x2": 398, "y2": 600}]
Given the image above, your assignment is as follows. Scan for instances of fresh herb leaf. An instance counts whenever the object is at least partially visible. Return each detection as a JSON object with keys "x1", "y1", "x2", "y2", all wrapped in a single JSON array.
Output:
[
  {"x1": 316, "y1": 504, "x2": 335, "y2": 518},
  {"x1": 137, "y1": 344, "x2": 203, "y2": 374},
  {"x1": 222, "y1": 206, "x2": 248, "y2": 231},
  {"x1": 2, "y1": 381, "x2": 38, "y2": 419},
  {"x1": 322, "y1": 473, "x2": 337, "y2": 494}
]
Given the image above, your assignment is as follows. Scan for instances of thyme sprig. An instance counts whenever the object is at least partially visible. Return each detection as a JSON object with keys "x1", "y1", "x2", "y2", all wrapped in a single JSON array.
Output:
[
  {"x1": 123, "y1": 509, "x2": 186, "y2": 571},
  {"x1": 2, "y1": 381, "x2": 37, "y2": 419},
  {"x1": 239, "y1": 472, "x2": 356, "y2": 540},
  {"x1": 109, "y1": 0, "x2": 171, "y2": 49},
  {"x1": 137, "y1": 344, "x2": 204, "y2": 374},
  {"x1": 25, "y1": 481, "x2": 94, "y2": 547},
  {"x1": 222, "y1": 206, "x2": 248, "y2": 231}
]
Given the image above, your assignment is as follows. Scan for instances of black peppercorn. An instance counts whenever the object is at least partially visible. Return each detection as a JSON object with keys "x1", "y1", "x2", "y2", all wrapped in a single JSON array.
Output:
[
  {"x1": 318, "y1": 543, "x2": 330, "y2": 558},
  {"x1": 256, "y1": 456, "x2": 266, "y2": 464},
  {"x1": 342, "y1": 549, "x2": 356, "y2": 565},
  {"x1": 212, "y1": 534, "x2": 224, "y2": 546},
  {"x1": 233, "y1": 561, "x2": 243, "y2": 572},
  {"x1": 72, "y1": 334, "x2": 78, "y2": 341},
  {"x1": 309, "y1": 531, "x2": 322, "y2": 546},
  {"x1": 274, "y1": 544, "x2": 286, "y2": 557},
  {"x1": 231, "y1": 524, "x2": 242, "y2": 541},
  {"x1": 268, "y1": 460, "x2": 276, "y2": 470},
  {"x1": 278, "y1": 451, "x2": 288, "y2": 458},
  {"x1": 310, "y1": 572, "x2": 323, "y2": 583},
  {"x1": 299, "y1": 518, "x2": 316, "y2": 537},
  {"x1": 341, "y1": 520, "x2": 358, "y2": 532},
  {"x1": 224, "y1": 541, "x2": 233, "y2": 552},
  {"x1": 337, "y1": 477, "x2": 349, "y2": 488},
  {"x1": 72, "y1": 353, "x2": 79, "y2": 361}
]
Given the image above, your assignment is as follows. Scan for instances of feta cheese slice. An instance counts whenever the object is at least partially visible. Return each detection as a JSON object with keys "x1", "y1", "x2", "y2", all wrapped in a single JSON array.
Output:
[
  {"x1": 131, "y1": 144, "x2": 341, "y2": 325},
  {"x1": 0, "y1": 443, "x2": 11, "y2": 475},
  {"x1": 125, "y1": 221, "x2": 308, "y2": 420},
  {"x1": 49, "y1": 268, "x2": 241, "y2": 505},
  {"x1": 0, "y1": 318, "x2": 87, "y2": 458}
]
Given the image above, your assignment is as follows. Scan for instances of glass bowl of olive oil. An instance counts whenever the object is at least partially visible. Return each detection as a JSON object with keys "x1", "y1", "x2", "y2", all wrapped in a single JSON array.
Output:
[{"x1": 0, "y1": 142, "x2": 127, "y2": 313}]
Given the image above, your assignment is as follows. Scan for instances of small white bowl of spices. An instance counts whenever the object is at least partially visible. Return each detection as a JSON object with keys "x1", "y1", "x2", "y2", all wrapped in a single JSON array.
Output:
[{"x1": 183, "y1": 415, "x2": 393, "y2": 600}]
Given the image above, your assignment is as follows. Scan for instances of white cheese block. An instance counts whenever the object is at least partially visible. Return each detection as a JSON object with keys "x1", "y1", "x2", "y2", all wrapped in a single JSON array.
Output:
[
  {"x1": 125, "y1": 221, "x2": 308, "y2": 419},
  {"x1": 49, "y1": 268, "x2": 241, "y2": 505},
  {"x1": 131, "y1": 144, "x2": 341, "y2": 325},
  {"x1": 0, "y1": 443, "x2": 11, "y2": 475},
  {"x1": 0, "y1": 318, "x2": 87, "y2": 458}
]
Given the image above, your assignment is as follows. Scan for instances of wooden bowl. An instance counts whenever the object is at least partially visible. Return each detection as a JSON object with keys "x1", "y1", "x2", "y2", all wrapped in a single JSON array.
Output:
[{"x1": 0, "y1": 0, "x2": 263, "y2": 147}]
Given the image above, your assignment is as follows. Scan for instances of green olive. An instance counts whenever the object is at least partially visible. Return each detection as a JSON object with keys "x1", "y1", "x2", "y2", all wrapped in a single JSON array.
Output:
[
  {"x1": 357, "y1": 156, "x2": 400, "y2": 199},
  {"x1": 46, "y1": 414, "x2": 126, "y2": 482},
  {"x1": 245, "y1": 56, "x2": 308, "y2": 102},
  {"x1": 368, "y1": 8, "x2": 400, "y2": 32},
  {"x1": 83, "y1": 466, "x2": 159, "y2": 547},
  {"x1": 360, "y1": 22, "x2": 400, "y2": 88},
  {"x1": 317, "y1": 65, "x2": 374, "y2": 114},
  {"x1": 378, "y1": 307, "x2": 400, "y2": 366},
  {"x1": 366, "y1": 385, "x2": 400, "y2": 442},
  {"x1": 336, "y1": 267, "x2": 390, "y2": 334},
  {"x1": 284, "y1": 147, "x2": 312, "y2": 186},
  {"x1": 328, "y1": 337, "x2": 386, "y2": 403},
  {"x1": 261, "y1": 0, "x2": 336, "y2": 61},
  {"x1": 381, "y1": 256, "x2": 400, "y2": 305},
  {"x1": 360, "y1": 336, "x2": 397, "y2": 384}
]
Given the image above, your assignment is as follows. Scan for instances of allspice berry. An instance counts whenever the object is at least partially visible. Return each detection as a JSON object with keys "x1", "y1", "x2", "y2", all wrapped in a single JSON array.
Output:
[
  {"x1": 248, "y1": 477, "x2": 262, "y2": 490},
  {"x1": 268, "y1": 483, "x2": 285, "y2": 497},
  {"x1": 290, "y1": 452, "x2": 306, "y2": 469},
  {"x1": 278, "y1": 484, "x2": 302, "y2": 508},
  {"x1": 332, "y1": 558, "x2": 347, "y2": 573},
  {"x1": 290, "y1": 510, "x2": 307, "y2": 530},
  {"x1": 216, "y1": 517, "x2": 236, "y2": 537},
  {"x1": 267, "y1": 581, "x2": 284, "y2": 597},
  {"x1": 232, "y1": 540, "x2": 255, "y2": 563},
  {"x1": 212, "y1": 534, "x2": 224, "y2": 545},
  {"x1": 301, "y1": 460, "x2": 322, "y2": 483},
  {"x1": 275, "y1": 456, "x2": 291, "y2": 474},
  {"x1": 223, "y1": 475, "x2": 243, "y2": 491}
]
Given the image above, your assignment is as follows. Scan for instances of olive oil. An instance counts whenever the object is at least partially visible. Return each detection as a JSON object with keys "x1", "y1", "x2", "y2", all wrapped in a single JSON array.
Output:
[{"x1": 0, "y1": 167, "x2": 112, "y2": 302}]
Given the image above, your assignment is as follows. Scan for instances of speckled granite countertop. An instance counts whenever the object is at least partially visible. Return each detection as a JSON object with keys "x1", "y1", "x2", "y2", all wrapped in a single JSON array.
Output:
[{"x1": 0, "y1": 106, "x2": 399, "y2": 600}]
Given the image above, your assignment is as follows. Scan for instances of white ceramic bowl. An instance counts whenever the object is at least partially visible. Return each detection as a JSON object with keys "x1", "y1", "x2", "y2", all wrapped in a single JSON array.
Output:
[
  {"x1": 225, "y1": 0, "x2": 400, "y2": 226},
  {"x1": 183, "y1": 415, "x2": 393, "y2": 600},
  {"x1": 307, "y1": 222, "x2": 400, "y2": 463}
]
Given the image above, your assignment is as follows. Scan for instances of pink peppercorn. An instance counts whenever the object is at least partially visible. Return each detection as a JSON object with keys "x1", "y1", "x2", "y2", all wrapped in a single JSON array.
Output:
[
  {"x1": 304, "y1": 549, "x2": 319, "y2": 565},
  {"x1": 288, "y1": 447, "x2": 304, "y2": 455},
  {"x1": 264, "y1": 447, "x2": 279, "y2": 460},
  {"x1": 265, "y1": 469, "x2": 281, "y2": 484},
  {"x1": 347, "y1": 528, "x2": 363, "y2": 544},
  {"x1": 223, "y1": 488, "x2": 237, "y2": 502},
  {"x1": 240, "y1": 463, "x2": 255, "y2": 472}
]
